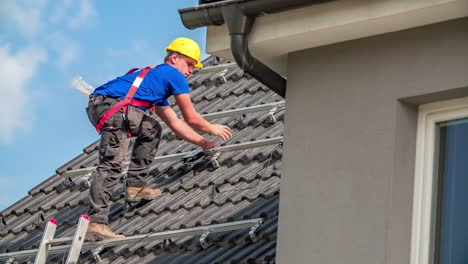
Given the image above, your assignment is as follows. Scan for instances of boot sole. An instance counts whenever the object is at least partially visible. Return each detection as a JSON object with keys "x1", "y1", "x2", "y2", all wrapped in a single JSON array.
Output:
[
  {"x1": 85, "y1": 233, "x2": 125, "y2": 242},
  {"x1": 85, "y1": 233, "x2": 105, "y2": 242},
  {"x1": 125, "y1": 193, "x2": 161, "y2": 202}
]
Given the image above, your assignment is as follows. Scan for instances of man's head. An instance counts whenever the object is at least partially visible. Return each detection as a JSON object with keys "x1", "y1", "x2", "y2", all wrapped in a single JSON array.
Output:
[
  {"x1": 164, "y1": 51, "x2": 197, "y2": 78},
  {"x1": 164, "y1": 37, "x2": 203, "y2": 77}
]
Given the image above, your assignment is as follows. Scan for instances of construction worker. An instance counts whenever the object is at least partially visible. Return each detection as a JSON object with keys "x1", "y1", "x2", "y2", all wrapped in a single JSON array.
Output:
[{"x1": 85, "y1": 37, "x2": 232, "y2": 241}]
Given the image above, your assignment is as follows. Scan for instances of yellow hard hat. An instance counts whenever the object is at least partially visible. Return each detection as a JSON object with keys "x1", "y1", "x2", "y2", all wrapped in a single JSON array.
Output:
[{"x1": 165, "y1": 37, "x2": 203, "y2": 68}]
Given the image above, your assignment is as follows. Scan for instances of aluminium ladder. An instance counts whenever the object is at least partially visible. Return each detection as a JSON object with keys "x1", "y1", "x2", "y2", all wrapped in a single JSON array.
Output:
[{"x1": 0, "y1": 215, "x2": 262, "y2": 264}]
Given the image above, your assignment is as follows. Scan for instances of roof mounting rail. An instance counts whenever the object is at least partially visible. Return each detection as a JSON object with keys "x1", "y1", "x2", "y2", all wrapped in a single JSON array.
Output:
[
  {"x1": 69, "y1": 76, "x2": 285, "y2": 128},
  {"x1": 0, "y1": 217, "x2": 263, "y2": 262},
  {"x1": 201, "y1": 101, "x2": 284, "y2": 121},
  {"x1": 198, "y1": 62, "x2": 238, "y2": 73},
  {"x1": 62, "y1": 136, "x2": 283, "y2": 178}
]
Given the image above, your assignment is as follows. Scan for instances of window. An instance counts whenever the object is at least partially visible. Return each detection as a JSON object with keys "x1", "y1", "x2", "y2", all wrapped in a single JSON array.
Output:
[
  {"x1": 434, "y1": 118, "x2": 468, "y2": 264},
  {"x1": 411, "y1": 97, "x2": 468, "y2": 264}
]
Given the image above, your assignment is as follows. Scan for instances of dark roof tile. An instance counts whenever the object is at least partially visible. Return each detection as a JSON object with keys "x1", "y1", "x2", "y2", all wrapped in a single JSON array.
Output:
[{"x1": 0, "y1": 56, "x2": 283, "y2": 263}]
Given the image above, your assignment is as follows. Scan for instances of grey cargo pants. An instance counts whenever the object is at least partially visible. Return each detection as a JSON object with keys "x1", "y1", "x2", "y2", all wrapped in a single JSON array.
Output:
[{"x1": 86, "y1": 94, "x2": 162, "y2": 224}]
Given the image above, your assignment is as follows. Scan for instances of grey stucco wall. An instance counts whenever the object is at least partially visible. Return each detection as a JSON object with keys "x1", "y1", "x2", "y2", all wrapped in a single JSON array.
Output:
[{"x1": 277, "y1": 18, "x2": 468, "y2": 264}]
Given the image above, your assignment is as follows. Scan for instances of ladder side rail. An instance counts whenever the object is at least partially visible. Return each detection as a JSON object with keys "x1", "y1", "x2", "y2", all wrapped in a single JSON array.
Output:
[
  {"x1": 64, "y1": 215, "x2": 90, "y2": 264},
  {"x1": 33, "y1": 219, "x2": 58, "y2": 264}
]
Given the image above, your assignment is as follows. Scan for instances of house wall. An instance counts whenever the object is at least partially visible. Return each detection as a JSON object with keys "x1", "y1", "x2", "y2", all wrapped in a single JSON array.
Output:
[
  {"x1": 277, "y1": 18, "x2": 468, "y2": 264},
  {"x1": 205, "y1": 0, "x2": 468, "y2": 76}
]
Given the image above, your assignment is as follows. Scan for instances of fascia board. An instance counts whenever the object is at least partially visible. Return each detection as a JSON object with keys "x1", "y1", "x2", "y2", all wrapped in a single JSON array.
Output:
[{"x1": 206, "y1": 0, "x2": 468, "y2": 59}]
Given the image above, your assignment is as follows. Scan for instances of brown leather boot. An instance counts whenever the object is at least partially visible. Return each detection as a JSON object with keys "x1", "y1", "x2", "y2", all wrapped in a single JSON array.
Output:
[
  {"x1": 125, "y1": 186, "x2": 162, "y2": 202},
  {"x1": 85, "y1": 223, "x2": 125, "y2": 241}
]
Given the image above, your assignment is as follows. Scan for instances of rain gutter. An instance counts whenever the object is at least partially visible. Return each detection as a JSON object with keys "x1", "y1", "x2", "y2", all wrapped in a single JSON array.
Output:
[{"x1": 179, "y1": 0, "x2": 335, "y2": 98}]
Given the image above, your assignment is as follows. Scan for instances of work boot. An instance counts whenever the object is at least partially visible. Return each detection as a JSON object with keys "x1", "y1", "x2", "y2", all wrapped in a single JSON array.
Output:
[
  {"x1": 125, "y1": 186, "x2": 162, "y2": 202},
  {"x1": 85, "y1": 223, "x2": 125, "y2": 241}
]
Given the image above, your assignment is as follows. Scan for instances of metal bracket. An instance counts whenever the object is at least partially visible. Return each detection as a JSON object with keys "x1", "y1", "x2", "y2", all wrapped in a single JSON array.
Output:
[
  {"x1": 181, "y1": 150, "x2": 206, "y2": 166},
  {"x1": 249, "y1": 220, "x2": 262, "y2": 243},
  {"x1": 210, "y1": 151, "x2": 221, "y2": 169},
  {"x1": 182, "y1": 149, "x2": 221, "y2": 169},
  {"x1": 210, "y1": 185, "x2": 220, "y2": 199},
  {"x1": 63, "y1": 176, "x2": 74, "y2": 187},
  {"x1": 160, "y1": 238, "x2": 173, "y2": 248},
  {"x1": 219, "y1": 75, "x2": 227, "y2": 84},
  {"x1": 199, "y1": 230, "x2": 211, "y2": 249},
  {"x1": 35, "y1": 212, "x2": 45, "y2": 226},
  {"x1": 82, "y1": 175, "x2": 92, "y2": 188},
  {"x1": 92, "y1": 246, "x2": 103, "y2": 262},
  {"x1": 265, "y1": 106, "x2": 278, "y2": 124}
]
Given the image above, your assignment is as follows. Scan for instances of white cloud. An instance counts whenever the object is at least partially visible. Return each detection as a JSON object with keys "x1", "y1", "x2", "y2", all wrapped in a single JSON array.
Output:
[
  {"x1": 0, "y1": 0, "x2": 47, "y2": 37},
  {"x1": 48, "y1": 33, "x2": 81, "y2": 70},
  {"x1": 70, "y1": 0, "x2": 96, "y2": 29},
  {"x1": 0, "y1": 44, "x2": 47, "y2": 144},
  {"x1": 49, "y1": 0, "x2": 73, "y2": 25}
]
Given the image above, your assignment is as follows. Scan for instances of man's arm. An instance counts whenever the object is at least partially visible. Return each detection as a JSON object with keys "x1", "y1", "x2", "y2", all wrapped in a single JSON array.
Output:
[
  {"x1": 175, "y1": 94, "x2": 232, "y2": 141},
  {"x1": 154, "y1": 105, "x2": 216, "y2": 149}
]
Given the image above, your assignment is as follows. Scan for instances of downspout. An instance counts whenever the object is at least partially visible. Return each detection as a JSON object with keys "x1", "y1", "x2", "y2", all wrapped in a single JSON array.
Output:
[
  {"x1": 179, "y1": 0, "x2": 336, "y2": 98},
  {"x1": 221, "y1": 4, "x2": 286, "y2": 97}
]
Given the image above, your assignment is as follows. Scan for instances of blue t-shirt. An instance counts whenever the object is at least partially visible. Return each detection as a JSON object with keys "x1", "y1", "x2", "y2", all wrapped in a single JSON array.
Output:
[{"x1": 92, "y1": 64, "x2": 189, "y2": 107}]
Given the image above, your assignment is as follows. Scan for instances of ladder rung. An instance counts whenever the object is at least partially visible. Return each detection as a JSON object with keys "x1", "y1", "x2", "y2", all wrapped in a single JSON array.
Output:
[{"x1": 46, "y1": 237, "x2": 73, "y2": 245}]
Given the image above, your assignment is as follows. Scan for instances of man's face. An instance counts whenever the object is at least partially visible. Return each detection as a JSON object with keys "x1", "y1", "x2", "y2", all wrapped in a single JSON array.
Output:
[{"x1": 172, "y1": 53, "x2": 196, "y2": 78}]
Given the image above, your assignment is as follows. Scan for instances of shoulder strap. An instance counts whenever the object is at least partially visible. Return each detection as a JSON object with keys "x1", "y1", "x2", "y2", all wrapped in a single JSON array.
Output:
[{"x1": 95, "y1": 66, "x2": 153, "y2": 134}]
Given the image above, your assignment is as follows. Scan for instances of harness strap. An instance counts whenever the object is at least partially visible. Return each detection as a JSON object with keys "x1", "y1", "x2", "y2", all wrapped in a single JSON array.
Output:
[{"x1": 95, "y1": 67, "x2": 152, "y2": 134}]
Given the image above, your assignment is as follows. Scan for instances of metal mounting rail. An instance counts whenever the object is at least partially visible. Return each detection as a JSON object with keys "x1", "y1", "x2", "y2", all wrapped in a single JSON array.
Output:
[
  {"x1": 70, "y1": 76, "x2": 284, "y2": 127},
  {"x1": 201, "y1": 101, "x2": 284, "y2": 121},
  {"x1": 153, "y1": 136, "x2": 283, "y2": 163},
  {"x1": 61, "y1": 136, "x2": 283, "y2": 178},
  {"x1": 197, "y1": 62, "x2": 238, "y2": 73},
  {"x1": 0, "y1": 218, "x2": 263, "y2": 261},
  {"x1": 160, "y1": 101, "x2": 284, "y2": 129}
]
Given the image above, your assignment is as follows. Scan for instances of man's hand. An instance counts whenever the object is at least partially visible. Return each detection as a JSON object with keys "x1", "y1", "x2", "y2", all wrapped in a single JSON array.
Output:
[
  {"x1": 199, "y1": 139, "x2": 217, "y2": 150},
  {"x1": 211, "y1": 124, "x2": 232, "y2": 141},
  {"x1": 176, "y1": 94, "x2": 233, "y2": 140}
]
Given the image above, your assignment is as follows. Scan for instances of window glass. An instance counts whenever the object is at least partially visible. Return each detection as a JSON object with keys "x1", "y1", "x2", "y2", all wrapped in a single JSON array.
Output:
[{"x1": 435, "y1": 118, "x2": 468, "y2": 264}]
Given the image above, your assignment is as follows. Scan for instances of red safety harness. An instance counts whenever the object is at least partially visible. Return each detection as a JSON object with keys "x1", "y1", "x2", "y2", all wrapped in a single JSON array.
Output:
[{"x1": 95, "y1": 66, "x2": 154, "y2": 135}]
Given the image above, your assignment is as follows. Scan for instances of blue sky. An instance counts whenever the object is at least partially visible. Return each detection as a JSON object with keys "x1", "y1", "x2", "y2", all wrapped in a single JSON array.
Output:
[{"x1": 0, "y1": 0, "x2": 207, "y2": 211}]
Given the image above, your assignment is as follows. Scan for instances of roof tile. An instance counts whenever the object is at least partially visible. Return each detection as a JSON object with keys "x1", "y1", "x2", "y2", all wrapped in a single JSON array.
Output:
[{"x1": 0, "y1": 56, "x2": 284, "y2": 263}]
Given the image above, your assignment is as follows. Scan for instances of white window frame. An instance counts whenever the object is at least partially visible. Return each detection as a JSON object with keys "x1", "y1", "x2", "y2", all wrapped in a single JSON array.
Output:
[{"x1": 411, "y1": 96, "x2": 468, "y2": 264}]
